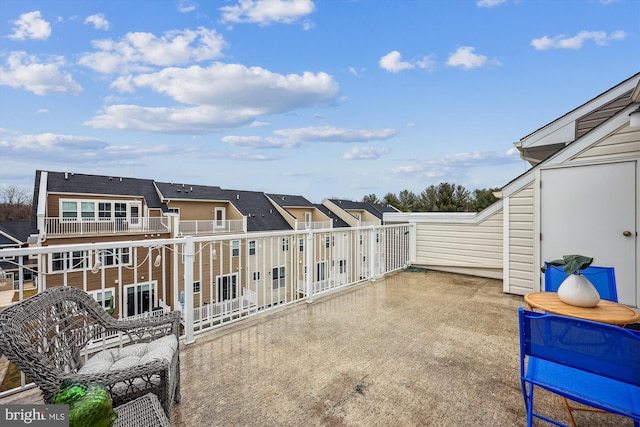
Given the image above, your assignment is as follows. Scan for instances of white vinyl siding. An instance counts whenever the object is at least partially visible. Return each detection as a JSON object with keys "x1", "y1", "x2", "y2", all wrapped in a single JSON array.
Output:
[
  {"x1": 414, "y1": 209, "x2": 503, "y2": 279},
  {"x1": 572, "y1": 125, "x2": 640, "y2": 162},
  {"x1": 507, "y1": 183, "x2": 535, "y2": 295}
]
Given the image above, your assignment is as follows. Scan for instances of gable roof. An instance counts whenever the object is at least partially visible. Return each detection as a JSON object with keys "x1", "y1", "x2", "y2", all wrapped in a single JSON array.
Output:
[
  {"x1": 0, "y1": 221, "x2": 32, "y2": 247},
  {"x1": 266, "y1": 194, "x2": 314, "y2": 208},
  {"x1": 502, "y1": 75, "x2": 640, "y2": 197},
  {"x1": 314, "y1": 204, "x2": 350, "y2": 228},
  {"x1": 516, "y1": 72, "x2": 640, "y2": 165},
  {"x1": 155, "y1": 182, "x2": 293, "y2": 232},
  {"x1": 328, "y1": 199, "x2": 396, "y2": 221},
  {"x1": 225, "y1": 190, "x2": 292, "y2": 232},
  {"x1": 40, "y1": 170, "x2": 168, "y2": 211}
]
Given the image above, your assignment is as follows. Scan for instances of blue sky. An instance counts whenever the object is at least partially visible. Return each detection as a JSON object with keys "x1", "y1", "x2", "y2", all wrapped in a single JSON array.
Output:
[{"x1": 1, "y1": 0, "x2": 638, "y2": 203}]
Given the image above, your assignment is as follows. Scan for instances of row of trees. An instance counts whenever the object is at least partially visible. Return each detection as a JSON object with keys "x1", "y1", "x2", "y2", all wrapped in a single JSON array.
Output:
[
  {"x1": 0, "y1": 186, "x2": 32, "y2": 221},
  {"x1": 362, "y1": 183, "x2": 500, "y2": 213}
]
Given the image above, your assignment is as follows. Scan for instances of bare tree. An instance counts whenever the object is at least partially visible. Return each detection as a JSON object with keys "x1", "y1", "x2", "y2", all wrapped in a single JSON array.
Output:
[{"x1": 0, "y1": 185, "x2": 32, "y2": 221}]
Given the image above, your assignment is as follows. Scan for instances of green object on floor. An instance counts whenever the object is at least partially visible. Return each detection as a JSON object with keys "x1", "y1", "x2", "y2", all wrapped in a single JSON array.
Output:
[{"x1": 54, "y1": 380, "x2": 117, "y2": 427}]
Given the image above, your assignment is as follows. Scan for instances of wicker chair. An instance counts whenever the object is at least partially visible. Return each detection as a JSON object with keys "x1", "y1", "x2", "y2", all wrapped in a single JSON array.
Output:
[{"x1": 0, "y1": 286, "x2": 181, "y2": 416}]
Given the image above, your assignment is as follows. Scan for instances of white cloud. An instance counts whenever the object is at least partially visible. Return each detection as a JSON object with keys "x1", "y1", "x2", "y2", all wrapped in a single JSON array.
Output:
[
  {"x1": 178, "y1": 0, "x2": 198, "y2": 13},
  {"x1": 85, "y1": 104, "x2": 257, "y2": 133},
  {"x1": 391, "y1": 150, "x2": 520, "y2": 177},
  {"x1": 9, "y1": 11, "x2": 51, "y2": 40},
  {"x1": 221, "y1": 135, "x2": 300, "y2": 148},
  {"x1": 1, "y1": 132, "x2": 173, "y2": 164},
  {"x1": 222, "y1": 126, "x2": 397, "y2": 149},
  {"x1": 85, "y1": 13, "x2": 110, "y2": 30},
  {"x1": 343, "y1": 146, "x2": 390, "y2": 160},
  {"x1": 476, "y1": 0, "x2": 507, "y2": 8},
  {"x1": 91, "y1": 63, "x2": 339, "y2": 133},
  {"x1": 37, "y1": 109, "x2": 49, "y2": 113},
  {"x1": 379, "y1": 51, "x2": 414, "y2": 73},
  {"x1": 78, "y1": 27, "x2": 226, "y2": 74},
  {"x1": 0, "y1": 51, "x2": 82, "y2": 95},
  {"x1": 220, "y1": 0, "x2": 315, "y2": 25},
  {"x1": 273, "y1": 126, "x2": 397, "y2": 142},
  {"x1": 416, "y1": 55, "x2": 436, "y2": 72},
  {"x1": 446, "y1": 46, "x2": 497, "y2": 69},
  {"x1": 531, "y1": 30, "x2": 626, "y2": 50}
]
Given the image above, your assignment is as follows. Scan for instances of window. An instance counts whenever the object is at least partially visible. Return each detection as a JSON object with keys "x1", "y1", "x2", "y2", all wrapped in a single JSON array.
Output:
[
  {"x1": 193, "y1": 281, "x2": 201, "y2": 294},
  {"x1": 282, "y1": 237, "x2": 289, "y2": 251},
  {"x1": 299, "y1": 238, "x2": 304, "y2": 252},
  {"x1": 316, "y1": 261, "x2": 327, "y2": 281},
  {"x1": 51, "y1": 251, "x2": 87, "y2": 272},
  {"x1": 231, "y1": 240, "x2": 240, "y2": 257},
  {"x1": 217, "y1": 274, "x2": 237, "y2": 301},
  {"x1": 62, "y1": 201, "x2": 77, "y2": 220},
  {"x1": 339, "y1": 260, "x2": 347, "y2": 274},
  {"x1": 249, "y1": 240, "x2": 256, "y2": 256},
  {"x1": 98, "y1": 202, "x2": 112, "y2": 220},
  {"x1": 81, "y1": 202, "x2": 95, "y2": 220},
  {"x1": 101, "y1": 248, "x2": 130, "y2": 267},
  {"x1": 272, "y1": 266, "x2": 285, "y2": 289},
  {"x1": 89, "y1": 288, "x2": 114, "y2": 310},
  {"x1": 359, "y1": 234, "x2": 364, "y2": 245},
  {"x1": 325, "y1": 237, "x2": 330, "y2": 248},
  {"x1": 114, "y1": 203, "x2": 126, "y2": 219},
  {"x1": 253, "y1": 271, "x2": 261, "y2": 281}
]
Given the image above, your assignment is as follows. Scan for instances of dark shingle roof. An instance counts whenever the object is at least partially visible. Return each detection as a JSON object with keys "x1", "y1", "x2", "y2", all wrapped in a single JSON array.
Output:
[
  {"x1": 154, "y1": 182, "x2": 226, "y2": 200},
  {"x1": 266, "y1": 194, "x2": 314, "y2": 208},
  {"x1": 0, "y1": 221, "x2": 32, "y2": 246},
  {"x1": 314, "y1": 204, "x2": 349, "y2": 228},
  {"x1": 42, "y1": 170, "x2": 168, "y2": 212},
  {"x1": 224, "y1": 190, "x2": 292, "y2": 232},
  {"x1": 155, "y1": 182, "x2": 293, "y2": 232},
  {"x1": 328, "y1": 199, "x2": 397, "y2": 221}
]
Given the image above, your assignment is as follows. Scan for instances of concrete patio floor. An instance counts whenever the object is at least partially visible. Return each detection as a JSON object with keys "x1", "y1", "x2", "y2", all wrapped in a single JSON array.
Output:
[{"x1": 1, "y1": 270, "x2": 634, "y2": 426}]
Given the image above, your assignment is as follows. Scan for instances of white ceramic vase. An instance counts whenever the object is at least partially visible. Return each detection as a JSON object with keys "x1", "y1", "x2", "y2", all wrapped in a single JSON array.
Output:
[{"x1": 557, "y1": 274, "x2": 600, "y2": 307}]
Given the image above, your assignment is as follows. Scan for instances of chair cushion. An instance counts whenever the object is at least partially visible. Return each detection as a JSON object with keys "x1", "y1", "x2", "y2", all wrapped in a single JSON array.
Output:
[{"x1": 79, "y1": 335, "x2": 178, "y2": 375}]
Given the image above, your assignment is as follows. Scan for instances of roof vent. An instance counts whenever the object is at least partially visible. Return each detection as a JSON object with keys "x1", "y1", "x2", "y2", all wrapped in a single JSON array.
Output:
[
  {"x1": 177, "y1": 189, "x2": 181, "y2": 193},
  {"x1": 119, "y1": 177, "x2": 122, "y2": 182},
  {"x1": 182, "y1": 183, "x2": 185, "y2": 188},
  {"x1": 269, "y1": 209, "x2": 273, "y2": 214},
  {"x1": 190, "y1": 187, "x2": 193, "y2": 192},
  {"x1": 64, "y1": 172, "x2": 68, "y2": 180},
  {"x1": 236, "y1": 194, "x2": 240, "y2": 200}
]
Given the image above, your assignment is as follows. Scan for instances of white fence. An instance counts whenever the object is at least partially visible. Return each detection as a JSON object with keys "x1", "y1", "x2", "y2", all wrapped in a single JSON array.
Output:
[
  {"x1": 179, "y1": 219, "x2": 246, "y2": 235},
  {"x1": 0, "y1": 224, "x2": 414, "y2": 397},
  {"x1": 44, "y1": 217, "x2": 170, "y2": 236}
]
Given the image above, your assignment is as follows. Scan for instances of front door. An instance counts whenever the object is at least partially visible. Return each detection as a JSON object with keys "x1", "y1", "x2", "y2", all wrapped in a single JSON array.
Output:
[{"x1": 540, "y1": 162, "x2": 637, "y2": 306}]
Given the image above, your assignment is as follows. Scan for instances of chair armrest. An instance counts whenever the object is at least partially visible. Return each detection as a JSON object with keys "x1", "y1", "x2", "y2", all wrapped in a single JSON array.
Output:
[{"x1": 104, "y1": 311, "x2": 181, "y2": 343}]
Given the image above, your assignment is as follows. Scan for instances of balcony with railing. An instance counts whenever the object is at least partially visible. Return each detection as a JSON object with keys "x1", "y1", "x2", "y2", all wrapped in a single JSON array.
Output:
[
  {"x1": 178, "y1": 219, "x2": 246, "y2": 235},
  {"x1": 0, "y1": 225, "x2": 631, "y2": 426},
  {"x1": 295, "y1": 221, "x2": 332, "y2": 230},
  {"x1": 44, "y1": 216, "x2": 170, "y2": 237}
]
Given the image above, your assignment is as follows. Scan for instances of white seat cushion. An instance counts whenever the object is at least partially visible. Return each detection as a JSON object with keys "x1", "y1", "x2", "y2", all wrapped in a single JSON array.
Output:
[{"x1": 79, "y1": 335, "x2": 178, "y2": 375}]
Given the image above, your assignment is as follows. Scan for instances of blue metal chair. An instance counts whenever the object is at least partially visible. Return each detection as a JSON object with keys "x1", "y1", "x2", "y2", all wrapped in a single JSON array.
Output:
[
  {"x1": 544, "y1": 264, "x2": 618, "y2": 302},
  {"x1": 518, "y1": 307, "x2": 640, "y2": 427}
]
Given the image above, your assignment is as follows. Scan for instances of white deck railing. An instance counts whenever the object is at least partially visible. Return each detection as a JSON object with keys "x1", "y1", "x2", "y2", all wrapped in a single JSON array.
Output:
[
  {"x1": 44, "y1": 217, "x2": 170, "y2": 236},
  {"x1": 0, "y1": 224, "x2": 413, "y2": 397},
  {"x1": 179, "y1": 219, "x2": 246, "y2": 235},
  {"x1": 295, "y1": 221, "x2": 332, "y2": 230}
]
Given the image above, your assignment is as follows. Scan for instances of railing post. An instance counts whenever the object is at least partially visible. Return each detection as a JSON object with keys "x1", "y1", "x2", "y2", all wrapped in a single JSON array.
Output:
[
  {"x1": 305, "y1": 229, "x2": 314, "y2": 303},
  {"x1": 369, "y1": 227, "x2": 378, "y2": 280},
  {"x1": 183, "y1": 236, "x2": 196, "y2": 344}
]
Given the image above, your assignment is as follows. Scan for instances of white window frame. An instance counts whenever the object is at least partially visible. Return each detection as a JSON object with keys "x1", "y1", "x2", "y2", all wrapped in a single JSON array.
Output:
[
  {"x1": 88, "y1": 287, "x2": 115, "y2": 310},
  {"x1": 272, "y1": 266, "x2": 285, "y2": 289},
  {"x1": 231, "y1": 240, "x2": 240, "y2": 257},
  {"x1": 249, "y1": 240, "x2": 256, "y2": 256}
]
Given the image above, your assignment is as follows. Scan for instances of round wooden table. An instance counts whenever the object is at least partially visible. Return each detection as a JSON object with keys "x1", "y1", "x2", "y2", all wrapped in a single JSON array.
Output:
[{"x1": 524, "y1": 292, "x2": 640, "y2": 326}]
